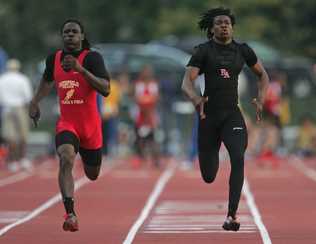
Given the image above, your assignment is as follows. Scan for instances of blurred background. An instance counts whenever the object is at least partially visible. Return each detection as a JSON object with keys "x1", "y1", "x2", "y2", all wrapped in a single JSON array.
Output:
[{"x1": 0, "y1": 0, "x2": 316, "y2": 170}]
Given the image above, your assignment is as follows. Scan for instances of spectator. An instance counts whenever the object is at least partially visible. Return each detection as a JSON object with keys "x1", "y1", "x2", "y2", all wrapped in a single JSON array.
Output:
[
  {"x1": 100, "y1": 76, "x2": 121, "y2": 156},
  {"x1": 0, "y1": 59, "x2": 33, "y2": 171},
  {"x1": 296, "y1": 115, "x2": 316, "y2": 157},
  {"x1": 133, "y1": 65, "x2": 160, "y2": 168}
]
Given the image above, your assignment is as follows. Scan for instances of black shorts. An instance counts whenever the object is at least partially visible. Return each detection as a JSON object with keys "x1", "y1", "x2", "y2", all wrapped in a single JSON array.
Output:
[{"x1": 55, "y1": 131, "x2": 102, "y2": 166}]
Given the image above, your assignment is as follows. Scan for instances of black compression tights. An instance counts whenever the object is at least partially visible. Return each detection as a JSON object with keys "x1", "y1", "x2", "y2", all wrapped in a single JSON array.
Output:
[{"x1": 198, "y1": 108, "x2": 248, "y2": 217}]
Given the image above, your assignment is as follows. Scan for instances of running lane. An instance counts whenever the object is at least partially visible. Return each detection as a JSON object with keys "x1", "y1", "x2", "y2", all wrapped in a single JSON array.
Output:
[
  {"x1": 0, "y1": 159, "x2": 167, "y2": 244},
  {"x1": 246, "y1": 157, "x2": 316, "y2": 244},
  {"x1": 132, "y1": 163, "x2": 264, "y2": 244}
]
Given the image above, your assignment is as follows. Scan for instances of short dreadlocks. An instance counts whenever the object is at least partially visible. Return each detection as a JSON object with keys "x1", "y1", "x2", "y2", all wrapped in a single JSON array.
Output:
[
  {"x1": 61, "y1": 19, "x2": 91, "y2": 50},
  {"x1": 198, "y1": 7, "x2": 235, "y2": 39}
]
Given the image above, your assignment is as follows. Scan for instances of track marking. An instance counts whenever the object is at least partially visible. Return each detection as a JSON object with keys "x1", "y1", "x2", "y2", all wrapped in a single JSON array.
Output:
[
  {"x1": 0, "y1": 172, "x2": 32, "y2": 187},
  {"x1": 0, "y1": 211, "x2": 29, "y2": 223},
  {"x1": 143, "y1": 201, "x2": 257, "y2": 234},
  {"x1": 243, "y1": 178, "x2": 272, "y2": 244},
  {"x1": 290, "y1": 156, "x2": 316, "y2": 182},
  {"x1": 0, "y1": 160, "x2": 56, "y2": 187},
  {"x1": 122, "y1": 164, "x2": 176, "y2": 244},
  {"x1": 0, "y1": 163, "x2": 116, "y2": 236},
  {"x1": 143, "y1": 230, "x2": 256, "y2": 234}
]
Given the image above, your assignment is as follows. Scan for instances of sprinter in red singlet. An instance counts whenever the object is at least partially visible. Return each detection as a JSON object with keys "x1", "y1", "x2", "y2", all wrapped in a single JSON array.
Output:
[{"x1": 29, "y1": 19, "x2": 110, "y2": 232}]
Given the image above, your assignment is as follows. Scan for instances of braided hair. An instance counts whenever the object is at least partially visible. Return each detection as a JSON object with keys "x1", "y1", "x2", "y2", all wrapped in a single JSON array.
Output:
[
  {"x1": 61, "y1": 19, "x2": 91, "y2": 50},
  {"x1": 198, "y1": 7, "x2": 235, "y2": 39}
]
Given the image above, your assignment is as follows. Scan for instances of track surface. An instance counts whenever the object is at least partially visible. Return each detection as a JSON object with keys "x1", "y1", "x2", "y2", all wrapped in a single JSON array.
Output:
[{"x1": 0, "y1": 155, "x2": 315, "y2": 244}]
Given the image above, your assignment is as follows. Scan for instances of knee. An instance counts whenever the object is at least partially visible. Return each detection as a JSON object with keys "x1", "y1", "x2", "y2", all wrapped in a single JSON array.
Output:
[
  {"x1": 201, "y1": 173, "x2": 216, "y2": 184},
  {"x1": 231, "y1": 154, "x2": 245, "y2": 169},
  {"x1": 59, "y1": 151, "x2": 76, "y2": 169},
  {"x1": 86, "y1": 173, "x2": 99, "y2": 181},
  {"x1": 84, "y1": 166, "x2": 100, "y2": 181}
]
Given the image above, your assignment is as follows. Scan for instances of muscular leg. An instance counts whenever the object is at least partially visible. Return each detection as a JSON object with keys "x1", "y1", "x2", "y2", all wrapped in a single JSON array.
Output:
[
  {"x1": 57, "y1": 144, "x2": 77, "y2": 200},
  {"x1": 221, "y1": 109, "x2": 248, "y2": 217},
  {"x1": 79, "y1": 147, "x2": 102, "y2": 181},
  {"x1": 55, "y1": 131, "x2": 79, "y2": 216},
  {"x1": 198, "y1": 116, "x2": 221, "y2": 183}
]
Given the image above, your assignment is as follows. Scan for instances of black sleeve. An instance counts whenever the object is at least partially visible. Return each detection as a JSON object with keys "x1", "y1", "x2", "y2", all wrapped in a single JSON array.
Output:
[
  {"x1": 83, "y1": 51, "x2": 110, "y2": 80},
  {"x1": 241, "y1": 43, "x2": 258, "y2": 67},
  {"x1": 43, "y1": 54, "x2": 55, "y2": 82},
  {"x1": 187, "y1": 44, "x2": 206, "y2": 74}
]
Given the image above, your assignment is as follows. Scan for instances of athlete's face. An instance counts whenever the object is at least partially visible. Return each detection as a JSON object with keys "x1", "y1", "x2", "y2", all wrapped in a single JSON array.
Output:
[
  {"x1": 211, "y1": 15, "x2": 233, "y2": 42},
  {"x1": 62, "y1": 22, "x2": 84, "y2": 51}
]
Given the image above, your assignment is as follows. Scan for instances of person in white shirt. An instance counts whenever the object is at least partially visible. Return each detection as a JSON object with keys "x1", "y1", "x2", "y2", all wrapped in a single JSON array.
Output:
[{"x1": 0, "y1": 59, "x2": 33, "y2": 171}]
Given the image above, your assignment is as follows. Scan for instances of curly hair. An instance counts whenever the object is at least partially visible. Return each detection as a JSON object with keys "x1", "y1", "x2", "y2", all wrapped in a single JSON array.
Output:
[
  {"x1": 61, "y1": 19, "x2": 91, "y2": 50},
  {"x1": 198, "y1": 7, "x2": 236, "y2": 39}
]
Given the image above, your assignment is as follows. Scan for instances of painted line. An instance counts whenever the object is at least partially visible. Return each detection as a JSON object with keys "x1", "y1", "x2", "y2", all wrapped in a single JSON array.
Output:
[
  {"x1": 0, "y1": 160, "x2": 55, "y2": 187},
  {"x1": 0, "y1": 163, "x2": 116, "y2": 236},
  {"x1": 0, "y1": 211, "x2": 29, "y2": 223},
  {"x1": 145, "y1": 226, "x2": 257, "y2": 230},
  {"x1": 122, "y1": 164, "x2": 176, "y2": 244},
  {"x1": 0, "y1": 172, "x2": 32, "y2": 187},
  {"x1": 143, "y1": 230, "x2": 257, "y2": 234},
  {"x1": 243, "y1": 178, "x2": 272, "y2": 244},
  {"x1": 147, "y1": 224, "x2": 257, "y2": 228},
  {"x1": 290, "y1": 157, "x2": 316, "y2": 182}
]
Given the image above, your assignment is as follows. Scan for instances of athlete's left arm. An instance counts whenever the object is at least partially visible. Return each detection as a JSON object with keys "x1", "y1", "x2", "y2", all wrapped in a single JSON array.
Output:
[
  {"x1": 63, "y1": 54, "x2": 110, "y2": 97},
  {"x1": 249, "y1": 60, "x2": 270, "y2": 121},
  {"x1": 250, "y1": 60, "x2": 269, "y2": 105}
]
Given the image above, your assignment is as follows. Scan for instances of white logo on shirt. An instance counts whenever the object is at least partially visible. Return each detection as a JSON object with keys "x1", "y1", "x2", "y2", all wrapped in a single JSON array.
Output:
[
  {"x1": 233, "y1": 127, "x2": 243, "y2": 130},
  {"x1": 220, "y1": 68, "x2": 230, "y2": 78}
]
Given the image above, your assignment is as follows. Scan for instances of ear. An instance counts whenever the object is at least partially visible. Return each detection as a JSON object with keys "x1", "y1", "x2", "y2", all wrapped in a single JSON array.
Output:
[
  {"x1": 81, "y1": 33, "x2": 85, "y2": 41},
  {"x1": 210, "y1": 27, "x2": 214, "y2": 36}
]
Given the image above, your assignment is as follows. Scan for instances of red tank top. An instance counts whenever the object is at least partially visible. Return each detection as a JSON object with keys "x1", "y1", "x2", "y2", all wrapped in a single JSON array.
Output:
[{"x1": 54, "y1": 50, "x2": 102, "y2": 149}]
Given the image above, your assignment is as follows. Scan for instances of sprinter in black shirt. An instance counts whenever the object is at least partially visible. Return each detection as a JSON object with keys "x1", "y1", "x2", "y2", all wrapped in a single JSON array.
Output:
[{"x1": 181, "y1": 7, "x2": 269, "y2": 231}]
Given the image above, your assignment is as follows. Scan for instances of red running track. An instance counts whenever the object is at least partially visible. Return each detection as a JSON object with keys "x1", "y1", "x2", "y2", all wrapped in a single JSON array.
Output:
[{"x1": 0, "y1": 156, "x2": 315, "y2": 244}]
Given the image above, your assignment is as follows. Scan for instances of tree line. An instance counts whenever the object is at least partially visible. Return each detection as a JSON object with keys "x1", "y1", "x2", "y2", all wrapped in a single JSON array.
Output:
[{"x1": 0, "y1": 0, "x2": 315, "y2": 62}]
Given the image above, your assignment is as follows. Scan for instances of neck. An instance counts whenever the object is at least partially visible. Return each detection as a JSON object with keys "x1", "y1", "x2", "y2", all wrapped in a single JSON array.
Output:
[
  {"x1": 213, "y1": 36, "x2": 233, "y2": 45},
  {"x1": 63, "y1": 45, "x2": 82, "y2": 53}
]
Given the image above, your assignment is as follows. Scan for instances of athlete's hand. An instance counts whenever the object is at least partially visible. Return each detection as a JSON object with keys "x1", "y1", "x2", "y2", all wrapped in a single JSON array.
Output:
[
  {"x1": 29, "y1": 101, "x2": 40, "y2": 128},
  {"x1": 62, "y1": 55, "x2": 83, "y2": 73},
  {"x1": 193, "y1": 96, "x2": 208, "y2": 120},
  {"x1": 251, "y1": 98, "x2": 263, "y2": 123}
]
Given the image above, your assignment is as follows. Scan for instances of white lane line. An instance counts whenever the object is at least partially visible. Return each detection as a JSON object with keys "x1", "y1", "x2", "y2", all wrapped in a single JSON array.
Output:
[
  {"x1": 290, "y1": 157, "x2": 316, "y2": 182},
  {"x1": 0, "y1": 172, "x2": 32, "y2": 187},
  {"x1": 0, "y1": 211, "x2": 29, "y2": 223},
  {"x1": 143, "y1": 230, "x2": 257, "y2": 234},
  {"x1": 0, "y1": 164, "x2": 116, "y2": 236},
  {"x1": 144, "y1": 200, "x2": 257, "y2": 234},
  {"x1": 243, "y1": 178, "x2": 272, "y2": 244},
  {"x1": 122, "y1": 164, "x2": 176, "y2": 244},
  {"x1": 147, "y1": 224, "x2": 257, "y2": 228},
  {"x1": 0, "y1": 160, "x2": 55, "y2": 187}
]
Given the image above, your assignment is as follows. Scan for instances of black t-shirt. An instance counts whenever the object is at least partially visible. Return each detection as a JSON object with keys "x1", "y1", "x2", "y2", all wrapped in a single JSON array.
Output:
[
  {"x1": 187, "y1": 39, "x2": 257, "y2": 109},
  {"x1": 43, "y1": 49, "x2": 110, "y2": 82}
]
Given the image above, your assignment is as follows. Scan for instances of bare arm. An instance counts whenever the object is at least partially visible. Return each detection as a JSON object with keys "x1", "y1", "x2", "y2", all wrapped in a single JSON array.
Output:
[
  {"x1": 63, "y1": 55, "x2": 110, "y2": 97},
  {"x1": 29, "y1": 77, "x2": 55, "y2": 127},
  {"x1": 250, "y1": 60, "x2": 270, "y2": 122},
  {"x1": 181, "y1": 66, "x2": 200, "y2": 104},
  {"x1": 181, "y1": 66, "x2": 208, "y2": 119}
]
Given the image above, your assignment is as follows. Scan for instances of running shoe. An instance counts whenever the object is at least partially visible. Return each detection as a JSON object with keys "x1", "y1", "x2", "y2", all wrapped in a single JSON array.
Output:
[
  {"x1": 222, "y1": 216, "x2": 240, "y2": 231},
  {"x1": 63, "y1": 213, "x2": 79, "y2": 232}
]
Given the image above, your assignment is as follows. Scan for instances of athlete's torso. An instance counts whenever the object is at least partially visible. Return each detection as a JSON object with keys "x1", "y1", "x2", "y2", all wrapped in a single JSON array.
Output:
[
  {"x1": 188, "y1": 40, "x2": 257, "y2": 110},
  {"x1": 134, "y1": 80, "x2": 159, "y2": 128},
  {"x1": 54, "y1": 50, "x2": 101, "y2": 142},
  {"x1": 54, "y1": 50, "x2": 99, "y2": 121}
]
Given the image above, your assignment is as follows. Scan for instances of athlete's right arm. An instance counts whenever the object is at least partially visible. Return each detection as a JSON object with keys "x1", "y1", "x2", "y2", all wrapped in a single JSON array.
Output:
[
  {"x1": 181, "y1": 66, "x2": 207, "y2": 119},
  {"x1": 29, "y1": 77, "x2": 54, "y2": 127}
]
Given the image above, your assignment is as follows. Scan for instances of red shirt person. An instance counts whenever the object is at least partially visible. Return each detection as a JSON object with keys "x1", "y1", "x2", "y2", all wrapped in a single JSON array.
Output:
[
  {"x1": 29, "y1": 19, "x2": 110, "y2": 232},
  {"x1": 134, "y1": 67, "x2": 159, "y2": 130}
]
